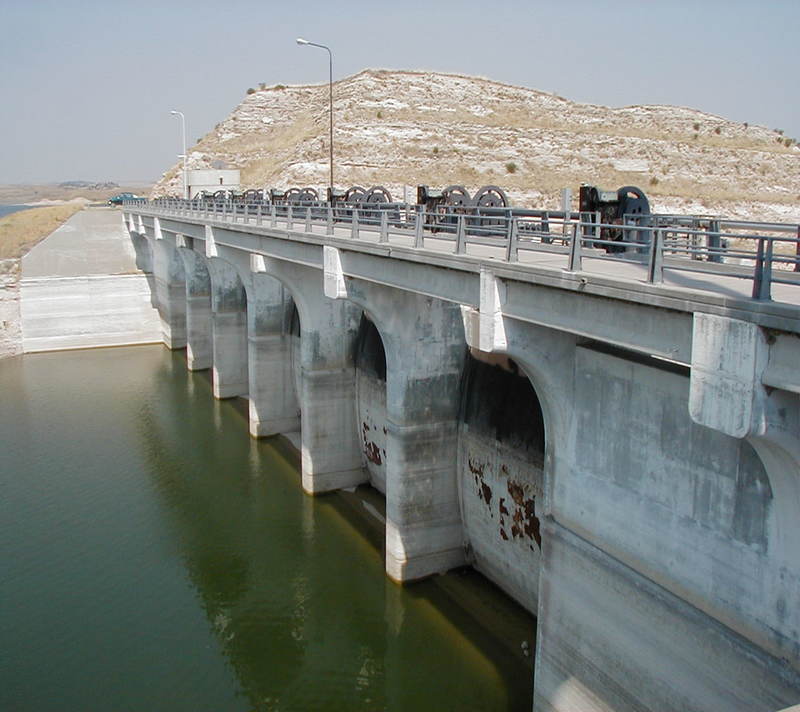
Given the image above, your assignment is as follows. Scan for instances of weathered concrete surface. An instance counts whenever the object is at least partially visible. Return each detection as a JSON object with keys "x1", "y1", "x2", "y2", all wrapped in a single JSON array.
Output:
[
  {"x1": 205, "y1": 252, "x2": 248, "y2": 400},
  {"x1": 0, "y1": 259, "x2": 22, "y2": 358},
  {"x1": 458, "y1": 350, "x2": 544, "y2": 613},
  {"x1": 535, "y1": 522, "x2": 800, "y2": 712},
  {"x1": 245, "y1": 270, "x2": 299, "y2": 437},
  {"x1": 355, "y1": 315, "x2": 388, "y2": 493},
  {"x1": 690, "y1": 313, "x2": 768, "y2": 438},
  {"x1": 20, "y1": 274, "x2": 164, "y2": 353},
  {"x1": 465, "y1": 295, "x2": 800, "y2": 710},
  {"x1": 175, "y1": 241, "x2": 213, "y2": 371},
  {"x1": 151, "y1": 238, "x2": 187, "y2": 350},
  {"x1": 280, "y1": 263, "x2": 361, "y2": 491},
  {"x1": 19, "y1": 208, "x2": 160, "y2": 352},
  {"x1": 335, "y1": 271, "x2": 468, "y2": 582}
]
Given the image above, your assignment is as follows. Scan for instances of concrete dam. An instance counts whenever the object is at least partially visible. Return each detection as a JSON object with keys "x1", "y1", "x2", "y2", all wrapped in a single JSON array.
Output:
[{"x1": 117, "y1": 198, "x2": 800, "y2": 712}]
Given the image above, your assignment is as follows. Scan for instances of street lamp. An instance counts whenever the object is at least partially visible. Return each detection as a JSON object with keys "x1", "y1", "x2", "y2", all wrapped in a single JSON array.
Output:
[
  {"x1": 170, "y1": 110, "x2": 188, "y2": 199},
  {"x1": 296, "y1": 37, "x2": 333, "y2": 196}
]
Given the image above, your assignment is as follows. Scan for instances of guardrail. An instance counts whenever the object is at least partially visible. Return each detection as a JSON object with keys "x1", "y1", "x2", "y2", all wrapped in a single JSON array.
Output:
[{"x1": 124, "y1": 198, "x2": 800, "y2": 304}]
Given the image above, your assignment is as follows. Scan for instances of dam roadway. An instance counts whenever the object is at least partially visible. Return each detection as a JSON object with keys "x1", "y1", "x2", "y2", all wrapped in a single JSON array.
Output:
[{"x1": 125, "y1": 200, "x2": 800, "y2": 712}]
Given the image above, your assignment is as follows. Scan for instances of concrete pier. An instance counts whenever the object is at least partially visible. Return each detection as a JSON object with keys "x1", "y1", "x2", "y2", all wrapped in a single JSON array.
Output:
[{"x1": 176, "y1": 238, "x2": 213, "y2": 370}]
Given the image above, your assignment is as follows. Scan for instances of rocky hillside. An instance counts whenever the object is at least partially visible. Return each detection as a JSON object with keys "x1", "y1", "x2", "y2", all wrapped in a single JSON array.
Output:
[{"x1": 154, "y1": 70, "x2": 800, "y2": 223}]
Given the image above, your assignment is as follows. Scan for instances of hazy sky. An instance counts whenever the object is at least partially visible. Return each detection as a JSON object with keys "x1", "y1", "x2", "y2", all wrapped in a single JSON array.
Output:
[{"x1": 1, "y1": 0, "x2": 798, "y2": 184}]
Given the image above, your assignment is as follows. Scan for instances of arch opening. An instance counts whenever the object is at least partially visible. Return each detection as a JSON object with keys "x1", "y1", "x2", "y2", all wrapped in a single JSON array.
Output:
[
  {"x1": 354, "y1": 312, "x2": 388, "y2": 494},
  {"x1": 457, "y1": 347, "x2": 546, "y2": 614}
]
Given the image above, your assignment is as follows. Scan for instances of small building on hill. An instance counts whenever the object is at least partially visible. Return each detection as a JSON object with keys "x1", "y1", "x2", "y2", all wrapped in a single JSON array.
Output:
[{"x1": 186, "y1": 169, "x2": 240, "y2": 198}]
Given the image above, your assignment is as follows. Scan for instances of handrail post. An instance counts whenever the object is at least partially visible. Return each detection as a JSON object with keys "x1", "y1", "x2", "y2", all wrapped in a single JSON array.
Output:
[
  {"x1": 455, "y1": 215, "x2": 466, "y2": 254},
  {"x1": 351, "y1": 208, "x2": 360, "y2": 239},
  {"x1": 707, "y1": 219, "x2": 722, "y2": 263},
  {"x1": 505, "y1": 216, "x2": 519, "y2": 262},
  {"x1": 648, "y1": 228, "x2": 664, "y2": 283},
  {"x1": 257, "y1": 203, "x2": 262, "y2": 226},
  {"x1": 287, "y1": 205, "x2": 294, "y2": 231},
  {"x1": 270, "y1": 204, "x2": 277, "y2": 227},
  {"x1": 414, "y1": 208, "x2": 424, "y2": 248},
  {"x1": 541, "y1": 210, "x2": 551, "y2": 244},
  {"x1": 752, "y1": 238, "x2": 773, "y2": 300},
  {"x1": 567, "y1": 222, "x2": 583, "y2": 271},
  {"x1": 379, "y1": 210, "x2": 389, "y2": 243},
  {"x1": 305, "y1": 205, "x2": 312, "y2": 233},
  {"x1": 795, "y1": 226, "x2": 799, "y2": 273},
  {"x1": 326, "y1": 206, "x2": 334, "y2": 235}
]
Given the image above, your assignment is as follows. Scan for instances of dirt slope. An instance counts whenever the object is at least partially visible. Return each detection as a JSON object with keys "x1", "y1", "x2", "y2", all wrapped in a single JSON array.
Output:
[{"x1": 153, "y1": 69, "x2": 800, "y2": 223}]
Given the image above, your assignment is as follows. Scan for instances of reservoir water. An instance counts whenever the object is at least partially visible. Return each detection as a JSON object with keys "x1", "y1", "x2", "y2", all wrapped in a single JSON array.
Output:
[
  {"x1": 0, "y1": 345, "x2": 533, "y2": 711},
  {"x1": 0, "y1": 204, "x2": 35, "y2": 218}
]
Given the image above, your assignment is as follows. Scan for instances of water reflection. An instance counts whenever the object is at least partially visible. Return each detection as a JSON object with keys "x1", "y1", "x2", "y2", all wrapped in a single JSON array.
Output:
[
  {"x1": 139, "y1": 351, "x2": 528, "y2": 710},
  {"x1": 1, "y1": 346, "x2": 531, "y2": 712}
]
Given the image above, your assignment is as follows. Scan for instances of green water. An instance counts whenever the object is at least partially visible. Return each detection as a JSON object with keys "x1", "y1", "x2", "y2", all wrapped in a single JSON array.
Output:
[{"x1": 0, "y1": 345, "x2": 532, "y2": 711}]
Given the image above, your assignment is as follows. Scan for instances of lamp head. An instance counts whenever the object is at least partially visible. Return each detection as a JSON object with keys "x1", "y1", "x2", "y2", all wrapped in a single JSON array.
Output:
[{"x1": 296, "y1": 37, "x2": 309, "y2": 45}]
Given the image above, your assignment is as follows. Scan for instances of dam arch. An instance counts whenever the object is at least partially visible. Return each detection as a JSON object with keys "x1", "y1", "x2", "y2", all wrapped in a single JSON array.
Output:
[{"x1": 457, "y1": 349, "x2": 547, "y2": 613}]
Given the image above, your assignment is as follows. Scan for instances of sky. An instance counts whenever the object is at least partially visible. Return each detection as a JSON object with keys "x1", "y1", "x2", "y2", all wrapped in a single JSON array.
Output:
[{"x1": 1, "y1": 0, "x2": 798, "y2": 184}]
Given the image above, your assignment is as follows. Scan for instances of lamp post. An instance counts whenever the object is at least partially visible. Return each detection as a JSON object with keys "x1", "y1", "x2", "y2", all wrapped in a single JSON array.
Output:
[
  {"x1": 170, "y1": 110, "x2": 188, "y2": 199},
  {"x1": 296, "y1": 38, "x2": 333, "y2": 196}
]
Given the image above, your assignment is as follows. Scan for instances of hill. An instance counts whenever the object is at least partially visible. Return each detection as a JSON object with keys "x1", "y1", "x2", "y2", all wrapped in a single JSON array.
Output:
[{"x1": 152, "y1": 69, "x2": 800, "y2": 223}]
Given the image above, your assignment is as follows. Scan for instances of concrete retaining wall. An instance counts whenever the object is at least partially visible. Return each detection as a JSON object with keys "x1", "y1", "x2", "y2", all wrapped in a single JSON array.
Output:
[
  {"x1": 0, "y1": 259, "x2": 22, "y2": 358},
  {"x1": 20, "y1": 273, "x2": 161, "y2": 353},
  {"x1": 14, "y1": 207, "x2": 161, "y2": 353}
]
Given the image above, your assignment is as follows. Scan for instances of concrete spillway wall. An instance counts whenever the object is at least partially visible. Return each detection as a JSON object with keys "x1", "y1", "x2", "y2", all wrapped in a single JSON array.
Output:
[{"x1": 0, "y1": 207, "x2": 161, "y2": 356}]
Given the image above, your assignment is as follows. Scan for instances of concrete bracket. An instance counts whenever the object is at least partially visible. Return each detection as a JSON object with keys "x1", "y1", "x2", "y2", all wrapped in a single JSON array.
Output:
[
  {"x1": 689, "y1": 313, "x2": 769, "y2": 438},
  {"x1": 126, "y1": 213, "x2": 135, "y2": 233},
  {"x1": 205, "y1": 225, "x2": 218, "y2": 258},
  {"x1": 460, "y1": 305, "x2": 481, "y2": 350},
  {"x1": 153, "y1": 217, "x2": 163, "y2": 241},
  {"x1": 250, "y1": 253, "x2": 267, "y2": 274},
  {"x1": 479, "y1": 269, "x2": 508, "y2": 353},
  {"x1": 323, "y1": 245, "x2": 348, "y2": 300},
  {"x1": 137, "y1": 214, "x2": 146, "y2": 236},
  {"x1": 175, "y1": 233, "x2": 187, "y2": 249}
]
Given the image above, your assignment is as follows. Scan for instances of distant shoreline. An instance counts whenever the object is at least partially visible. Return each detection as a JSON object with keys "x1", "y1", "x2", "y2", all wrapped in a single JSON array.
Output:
[{"x1": 0, "y1": 204, "x2": 36, "y2": 219}]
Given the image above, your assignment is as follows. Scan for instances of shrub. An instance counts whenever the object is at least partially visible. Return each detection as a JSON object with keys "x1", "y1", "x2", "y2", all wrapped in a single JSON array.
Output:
[
  {"x1": 377, "y1": 110, "x2": 383, "y2": 119},
  {"x1": 693, "y1": 122, "x2": 700, "y2": 131},
  {"x1": 273, "y1": 84, "x2": 286, "y2": 90},
  {"x1": 505, "y1": 162, "x2": 517, "y2": 174},
  {"x1": 714, "y1": 126, "x2": 721, "y2": 135},
  {"x1": 432, "y1": 146, "x2": 439, "y2": 155},
  {"x1": 649, "y1": 176, "x2": 659, "y2": 186},
  {"x1": 693, "y1": 133, "x2": 699, "y2": 140},
  {"x1": 246, "y1": 87, "x2": 256, "y2": 95}
]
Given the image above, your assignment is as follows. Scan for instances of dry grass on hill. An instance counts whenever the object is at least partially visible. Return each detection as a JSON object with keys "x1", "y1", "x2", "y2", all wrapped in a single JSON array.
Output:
[
  {"x1": 0, "y1": 203, "x2": 84, "y2": 259},
  {"x1": 154, "y1": 69, "x2": 800, "y2": 224}
]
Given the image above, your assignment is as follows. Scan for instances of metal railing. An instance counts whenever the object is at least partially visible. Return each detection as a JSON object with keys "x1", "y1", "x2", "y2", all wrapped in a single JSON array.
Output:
[{"x1": 124, "y1": 198, "x2": 800, "y2": 304}]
